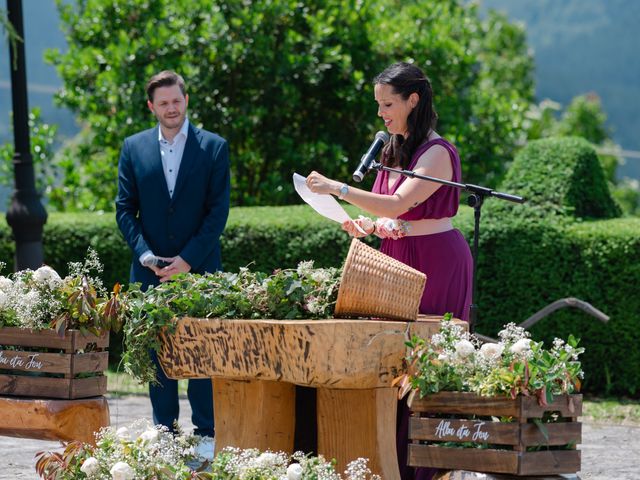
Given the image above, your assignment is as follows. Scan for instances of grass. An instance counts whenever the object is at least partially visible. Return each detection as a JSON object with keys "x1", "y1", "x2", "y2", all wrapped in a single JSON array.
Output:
[
  {"x1": 106, "y1": 370, "x2": 188, "y2": 397},
  {"x1": 582, "y1": 396, "x2": 640, "y2": 425}
]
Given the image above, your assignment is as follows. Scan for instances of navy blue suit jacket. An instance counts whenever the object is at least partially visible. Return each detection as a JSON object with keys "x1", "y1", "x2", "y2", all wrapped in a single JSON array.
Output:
[{"x1": 115, "y1": 123, "x2": 230, "y2": 289}]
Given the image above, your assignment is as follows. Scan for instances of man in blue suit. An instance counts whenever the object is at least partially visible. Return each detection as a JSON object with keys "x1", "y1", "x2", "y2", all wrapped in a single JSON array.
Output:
[{"x1": 116, "y1": 70, "x2": 230, "y2": 445}]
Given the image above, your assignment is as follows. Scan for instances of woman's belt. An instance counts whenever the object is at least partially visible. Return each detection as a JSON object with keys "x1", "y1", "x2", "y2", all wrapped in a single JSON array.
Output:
[{"x1": 405, "y1": 217, "x2": 453, "y2": 236}]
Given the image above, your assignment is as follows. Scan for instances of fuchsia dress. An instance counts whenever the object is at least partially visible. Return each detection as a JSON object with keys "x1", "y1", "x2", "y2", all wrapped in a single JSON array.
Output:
[
  {"x1": 372, "y1": 138, "x2": 473, "y2": 480},
  {"x1": 372, "y1": 137, "x2": 472, "y2": 321}
]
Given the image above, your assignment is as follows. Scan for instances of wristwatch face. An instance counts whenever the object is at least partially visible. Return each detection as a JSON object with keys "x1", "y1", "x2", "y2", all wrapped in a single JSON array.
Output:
[{"x1": 339, "y1": 184, "x2": 349, "y2": 198}]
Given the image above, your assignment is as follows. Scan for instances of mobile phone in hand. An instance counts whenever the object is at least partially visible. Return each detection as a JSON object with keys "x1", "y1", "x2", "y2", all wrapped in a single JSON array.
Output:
[{"x1": 156, "y1": 259, "x2": 171, "y2": 268}]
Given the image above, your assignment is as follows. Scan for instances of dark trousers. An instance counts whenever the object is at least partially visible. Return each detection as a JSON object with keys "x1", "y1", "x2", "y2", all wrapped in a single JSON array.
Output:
[{"x1": 149, "y1": 350, "x2": 214, "y2": 437}]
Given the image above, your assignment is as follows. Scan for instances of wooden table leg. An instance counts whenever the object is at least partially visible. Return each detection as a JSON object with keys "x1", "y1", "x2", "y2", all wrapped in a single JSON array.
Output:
[
  {"x1": 0, "y1": 395, "x2": 110, "y2": 445},
  {"x1": 213, "y1": 378, "x2": 295, "y2": 454},
  {"x1": 317, "y1": 387, "x2": 400, "y2": 480}
]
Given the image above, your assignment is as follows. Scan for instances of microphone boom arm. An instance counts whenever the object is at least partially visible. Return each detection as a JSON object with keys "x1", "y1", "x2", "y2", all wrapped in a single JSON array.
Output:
[{"x1": 368, "y1": 161, "x2": 524, "y2": 333}]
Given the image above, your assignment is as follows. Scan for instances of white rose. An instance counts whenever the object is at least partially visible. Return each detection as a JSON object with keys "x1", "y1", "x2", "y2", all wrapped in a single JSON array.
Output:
[
  {"x1": 479, "y1": 342, "x2": 504, "y2": 360},
  {"x1": 115, "y1": 426, "x2": 130, "y2": 440},
  {"x1": 0, "y1": 276, "x2": 12, "y2": 291},
  {"x1": 138, "y1": 428, "x2": 159, "y2": 444},
  {"x1": 0, "y1": 291, "x2": 8, "y2": 308},
  {"x1": 256, "y1": 452, "x2": 279, "y2": 467},
  {"x1": 33, "y1": 266, "x2": 62, "y2": 286},
  {"x1": 80, "y1": 457, "x2": 100, "y2": 476},
  {"x1": 454, "y1": 339, "x2": 476, "y2": 359},
  {"x1": 287, "y1": 463, "x2": 304, "y2": 480},
  {"x1": 510, "y1": 338, "x2": 532, "y2": 355},
  {"x1": 110, "y1": 462, "x2": 135, "y2": 480}
]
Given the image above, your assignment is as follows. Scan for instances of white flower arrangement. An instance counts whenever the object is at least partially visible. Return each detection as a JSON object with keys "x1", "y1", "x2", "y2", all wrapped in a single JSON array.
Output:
[
  {"x1": 35, "y1": 419, "x2": 381, "y2": 480},
  {"x1": 405, "y1": 315, "x2": 585, "y2": 404},
  {"x1": 35, "y1": 419, "x2": 203, "y2": 479},
  {"x1": 0, "y1": 248, "x2": 124, "y2": 335}
]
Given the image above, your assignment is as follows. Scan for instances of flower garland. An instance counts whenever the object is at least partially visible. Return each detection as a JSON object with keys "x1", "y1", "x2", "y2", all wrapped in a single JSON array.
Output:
[{"x1": 121, "y1": 261, "x2": 342, "y2": 384}]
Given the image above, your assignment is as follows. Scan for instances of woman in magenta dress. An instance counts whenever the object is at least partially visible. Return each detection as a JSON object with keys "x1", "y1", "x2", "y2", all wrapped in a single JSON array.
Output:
[{"x1": 306, "y1": 61, "x2": 473, "y2": 480}]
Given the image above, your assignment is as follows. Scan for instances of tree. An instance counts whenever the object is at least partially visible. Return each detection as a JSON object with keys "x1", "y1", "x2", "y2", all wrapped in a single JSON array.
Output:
[{"x1": 47, "y1": 0, "x2": 535, "y2": 209}]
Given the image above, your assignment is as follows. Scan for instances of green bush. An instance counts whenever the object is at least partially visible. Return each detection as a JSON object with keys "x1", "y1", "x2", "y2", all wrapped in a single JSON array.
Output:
[
  {"x1": 475, "y1": 217, "x2": 640, "y2": 396},
  {"x1": 491, "y1": 136, "x2": 621, "y2": 220}
]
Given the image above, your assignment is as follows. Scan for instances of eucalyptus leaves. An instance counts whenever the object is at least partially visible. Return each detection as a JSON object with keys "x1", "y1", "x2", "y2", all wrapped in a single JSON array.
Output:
[
  {"x1": 122, "y1": 261, "x2": 342, "y2": 383},
  {"x1": 406, "y1": 316, "x2": 584, "y2": 404}
]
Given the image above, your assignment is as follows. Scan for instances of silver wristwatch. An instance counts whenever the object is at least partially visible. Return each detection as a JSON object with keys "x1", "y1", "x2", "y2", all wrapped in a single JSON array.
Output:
[{"x1": 338, "y1": 183, "x2": 349, "y2": 200}]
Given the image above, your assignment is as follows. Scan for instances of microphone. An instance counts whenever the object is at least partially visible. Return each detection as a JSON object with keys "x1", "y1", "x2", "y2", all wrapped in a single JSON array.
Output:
[{"x1": 352, "y1": 131, "x2": 389, "y2": 182}]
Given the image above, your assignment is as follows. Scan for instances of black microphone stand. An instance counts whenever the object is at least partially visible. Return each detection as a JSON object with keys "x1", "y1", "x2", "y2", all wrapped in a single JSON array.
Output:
[{"x1": 368, "y1": 161, "x2": 525, "y2": 333}]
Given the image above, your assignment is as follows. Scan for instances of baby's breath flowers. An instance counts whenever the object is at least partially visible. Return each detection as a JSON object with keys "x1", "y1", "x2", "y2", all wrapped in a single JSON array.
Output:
[
  {"x1": 210, "y1": 447, "x2": 381, "y2": 480},
  {"x1": 406, "y1": 316, "x2": 584, "y2": 404}
]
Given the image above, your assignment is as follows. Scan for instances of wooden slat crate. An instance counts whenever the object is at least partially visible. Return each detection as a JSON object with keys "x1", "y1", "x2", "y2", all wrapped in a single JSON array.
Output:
[
  {"x1": 0, "y1": 327, "x2": 109, "y2": 399},
  {"x1": 408, "y1": 391, "x2": 582, "y2": 476}
]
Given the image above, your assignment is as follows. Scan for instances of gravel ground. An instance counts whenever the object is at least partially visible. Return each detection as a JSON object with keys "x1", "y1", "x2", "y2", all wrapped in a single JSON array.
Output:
[{"x1": 2, "y1": 395, "x2": 639, "y2": 479}]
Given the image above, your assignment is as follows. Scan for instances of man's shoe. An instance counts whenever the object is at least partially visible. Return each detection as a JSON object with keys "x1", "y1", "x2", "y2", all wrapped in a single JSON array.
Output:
[{"x1": 194, "y1": 436, "x2": 215, "y2": 462}]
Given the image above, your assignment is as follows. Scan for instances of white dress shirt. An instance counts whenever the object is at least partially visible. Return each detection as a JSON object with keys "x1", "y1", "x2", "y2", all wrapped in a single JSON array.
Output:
[
  {"x1": 139, "y1": 118, "x2": 190, "y2": 266},
  {"x1": 158, "y1": 118, "x2": 190, "y2": 198}
]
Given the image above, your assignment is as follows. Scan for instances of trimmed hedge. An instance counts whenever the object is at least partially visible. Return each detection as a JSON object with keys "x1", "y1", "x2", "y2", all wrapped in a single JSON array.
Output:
[
  {"x1": 0, "y1": 138, "x2": 637, "y2": 395},
  {"x1": 491, "y1": 136, "x2": 621, "y2": 220}
]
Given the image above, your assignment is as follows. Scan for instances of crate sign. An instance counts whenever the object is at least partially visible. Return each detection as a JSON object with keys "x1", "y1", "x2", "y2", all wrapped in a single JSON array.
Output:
[
  {"x1": 409, "y1": 391, "x2": 582, "y2": 476},
  {"x1": 434, "y1": 419, "x2": 490, "y2": 442},
  {"x1": 0, "y1": 350, "x2": 45, "y2": 370},
  {"x1": 0, "y1": 327, "x2": 109, "y2": 399}
]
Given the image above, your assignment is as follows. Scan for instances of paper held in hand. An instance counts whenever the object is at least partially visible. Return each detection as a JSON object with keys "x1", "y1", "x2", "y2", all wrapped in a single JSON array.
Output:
[{"x1": 293, "y1": 173, "x2": 365, "y2": 234}]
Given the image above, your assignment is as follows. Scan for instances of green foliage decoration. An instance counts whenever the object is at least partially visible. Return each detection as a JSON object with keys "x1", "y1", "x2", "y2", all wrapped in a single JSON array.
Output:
[{"x1": 121, "y1": 263, "x2": 341, "y2": 384}]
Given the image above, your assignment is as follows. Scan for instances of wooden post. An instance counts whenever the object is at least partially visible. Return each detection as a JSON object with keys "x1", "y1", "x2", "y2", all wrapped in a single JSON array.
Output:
[
  {"x1": 318, "y1": 387, "x2": 399, "y2": 480},
  {"x1": 212, "y1": 379, "x2": 295, "y2": 454}
]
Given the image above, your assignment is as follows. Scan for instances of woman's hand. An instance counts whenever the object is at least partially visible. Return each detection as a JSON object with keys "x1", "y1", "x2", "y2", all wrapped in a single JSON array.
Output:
[
  {"x1": 306, "y1": 171, "x2": 339, "y2": 195},
  {"x1": 342, "y1": 216, "x2": 375, "y2": 238},
  {"x1": 374, "y1": 217, "x2": 410, "y2": 240}
]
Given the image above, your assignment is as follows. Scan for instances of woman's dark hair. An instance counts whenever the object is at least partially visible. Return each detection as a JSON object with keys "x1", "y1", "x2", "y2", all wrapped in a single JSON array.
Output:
[
  {"x1": 146, "y1": 70, "x2": 187, "y2": 102},
  {"x1": 373, "y1": 62, "x2": 437, "y2": 168}
]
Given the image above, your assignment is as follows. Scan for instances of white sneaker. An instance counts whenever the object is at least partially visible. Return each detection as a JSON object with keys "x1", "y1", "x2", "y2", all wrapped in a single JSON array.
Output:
[{"x1": 194, "y1": 436, "x2": 215, "y2": 461}]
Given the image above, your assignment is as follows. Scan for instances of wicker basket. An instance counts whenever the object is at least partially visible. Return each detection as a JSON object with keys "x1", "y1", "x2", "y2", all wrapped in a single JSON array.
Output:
[{"x1": 334, "y1": 239, "x2": 426, "y2": 321}]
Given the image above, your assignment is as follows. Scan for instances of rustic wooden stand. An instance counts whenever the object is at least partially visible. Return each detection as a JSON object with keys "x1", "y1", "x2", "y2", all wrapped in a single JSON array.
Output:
[
  {"x1": 0, "y1": 327, "x2": 110, "y2": 444},
  {"x1": 158, "y1": 316, "x2": 451, "y2": 480}
]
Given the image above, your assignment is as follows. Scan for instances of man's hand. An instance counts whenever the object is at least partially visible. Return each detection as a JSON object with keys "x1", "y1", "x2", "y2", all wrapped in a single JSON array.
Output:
[{"x1": 154, "y1": 255, "x2": 192, "y2": 282}]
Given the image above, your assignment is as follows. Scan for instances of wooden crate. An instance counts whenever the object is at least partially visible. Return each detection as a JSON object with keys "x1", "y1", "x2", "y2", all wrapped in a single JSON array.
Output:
[
  {"x1": 0, "y1": 327, "x2": 109, "y2": 399},
  {"x1": 408, "y1": 391, "x2": 582, "y2": 476}
]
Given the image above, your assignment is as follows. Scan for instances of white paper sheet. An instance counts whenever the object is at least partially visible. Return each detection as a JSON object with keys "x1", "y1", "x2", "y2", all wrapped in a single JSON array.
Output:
[{"x1": 293, "y1": 173, "x2": 365, "y2": 233}]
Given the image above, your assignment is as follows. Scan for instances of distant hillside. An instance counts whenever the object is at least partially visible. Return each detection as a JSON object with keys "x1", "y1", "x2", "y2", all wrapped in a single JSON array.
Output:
[{"x1": 481, "y1": 0, "x2": 640, "y2": 180}]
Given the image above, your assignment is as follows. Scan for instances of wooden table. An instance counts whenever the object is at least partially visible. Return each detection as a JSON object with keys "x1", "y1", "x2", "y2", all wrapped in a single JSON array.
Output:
[{"x1": 158, "y1": 315, "x2": 452, "y2": 480}]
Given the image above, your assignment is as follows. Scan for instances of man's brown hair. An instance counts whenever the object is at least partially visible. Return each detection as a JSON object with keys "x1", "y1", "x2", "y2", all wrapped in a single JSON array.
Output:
[{"x1": 146, "y1": 70, "x2": 186, "y2": 102}]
